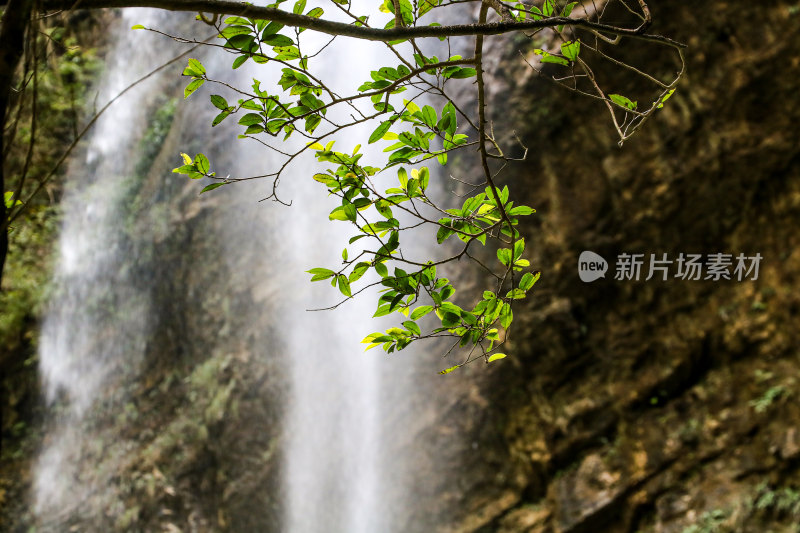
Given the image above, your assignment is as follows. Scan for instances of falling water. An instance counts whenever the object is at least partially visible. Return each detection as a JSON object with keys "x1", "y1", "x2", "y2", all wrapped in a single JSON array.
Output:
[
  {"x1": 33, "y1": 6, "x2": 451, "y2": 532},
  {"x1": 218, "y1": 18, "x2": 439, "y2": 532},
  {"x1": 34, "y1": 8, "x2": 174, "y2": 521}
]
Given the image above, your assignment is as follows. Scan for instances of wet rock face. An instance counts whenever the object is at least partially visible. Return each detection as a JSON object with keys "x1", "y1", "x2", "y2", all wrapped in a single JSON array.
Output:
[{"x1": 442, "y1": 1, "x2": 800, "y2": 532}]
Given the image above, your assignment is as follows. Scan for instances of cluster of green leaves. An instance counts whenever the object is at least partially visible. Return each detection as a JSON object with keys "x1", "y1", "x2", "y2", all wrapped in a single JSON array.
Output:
[
  {"x1": 513, "y1": 0, "x2": 576, "y2": 22},
  {"x1": 167, "y1": 2, "x2": 545, "y2": 373},
  {"x1": 150, "y1": 4, "x2": 331, "y2": 141},
  {"x1": 378, "y1": 0, "x2": 445, "y2": 29},
  {"x1": 301, "y1": 137, "x2": 538, "y2": 372},
  {"x1": 368, "y1": 98, "x2": 468, "y2": 167},
  {"x1": 532, "y1": 38, "x2": 581, "y2": 66},
  {"x1": 165, "y1": 0, "x2": 682, "y2": 372}
]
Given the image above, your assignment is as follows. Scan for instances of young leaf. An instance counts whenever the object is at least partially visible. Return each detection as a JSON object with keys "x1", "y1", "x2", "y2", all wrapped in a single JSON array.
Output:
[
  {"x1": 338, "y1": 274, "x2": 352, "y2": 297},
  {"x1": 194, "y1": 153, "x2": 211, "y2": 175},
  {"x1": 187, "y1": 58, "x2": 206, "y2": 76},
  {"x1": 657, "y1": 88, "x2": 676, "y2": 109},
  {"x1": 307, "y1": 267, "x2": 336, "y2": 281},
  {"x1": 519, "y1": 271, "x2": 540, "y2": 291},
  {"x1": 609, "y1": 94, "x2": 638, "y2": 110},
  {"x1": 487, "y1": 353, "x2": 507, "y2": 363},
  {"x1": 561, "y1": 40, "x2": 580, "y2": 62}
]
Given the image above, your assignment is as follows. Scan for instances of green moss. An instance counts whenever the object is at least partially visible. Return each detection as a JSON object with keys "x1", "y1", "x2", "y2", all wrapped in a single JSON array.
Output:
[{"x1": 134, "y1": 98, "x2": 177, "y2": 180}]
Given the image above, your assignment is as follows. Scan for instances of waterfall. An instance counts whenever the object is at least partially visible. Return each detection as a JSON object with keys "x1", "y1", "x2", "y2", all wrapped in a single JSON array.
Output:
[
  {"x1": 33, "y1": 6, "x2": 452, "y2": 532},
  {"x1": 34, "y1": 8, "x2": 173, "y2": 522}
]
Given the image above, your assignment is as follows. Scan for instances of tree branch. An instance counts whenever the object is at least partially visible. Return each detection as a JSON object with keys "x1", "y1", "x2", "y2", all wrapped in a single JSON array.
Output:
[{"x1": 28, "y1": 0, "x2": 684, "y2": 47}]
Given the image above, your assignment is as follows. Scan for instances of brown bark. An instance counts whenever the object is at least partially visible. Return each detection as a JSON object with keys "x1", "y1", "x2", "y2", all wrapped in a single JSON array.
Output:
[{"x1": 1, "y1": 0, "x2": 675, "y2": 44}]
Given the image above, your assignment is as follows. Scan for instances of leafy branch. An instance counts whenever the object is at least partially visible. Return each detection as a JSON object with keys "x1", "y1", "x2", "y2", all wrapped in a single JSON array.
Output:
[{"x1": 167, "y1": 0, "x2": 685, "y2": 372}]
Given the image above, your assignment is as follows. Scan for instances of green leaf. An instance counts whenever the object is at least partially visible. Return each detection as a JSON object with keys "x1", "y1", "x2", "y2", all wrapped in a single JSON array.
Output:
[
  {"x1": 439, "y1": 365, "x2": 459, "y2": 375},
  {"x1": 264, "y1": 34, "x2": 294, "y2": 46},
  {"x1": 184, "y1": 78, "x2": 205, "y2": 99},
  {"x1": 419, "y1": 167, "x2": 430, "y2": 191},
  {"x1": 343, "y1": 203, "x2": 358, "y2": 222},
  {"x1": 307, "y1": 7, "x2": 324, "y2": 18},
  {"x1": 329, "y1": 205, "x2": 355, "y2": 221},
  {"x1": 657, "y1": 88, "x2": 676, "y2": 109},
  {"x1": 441, "y1": 311, "x2": 460, "y2": 328},
  {"x1": 337, "y1": 274, "x2": 352, "y2": 297},
  {"x1": 262, "y1": 21, "x2": 284, "y2": 36},
  {"x1": 558, "y1": 1, "x2": 578, "y2": 30},
  {"x1": 508, "y1": 205, "x2": 535, "y2": 216},
  {"x1": 369, "y1": 121, "x2": 392, "y2": 144},
  {"x1": 131, "y1": 24, "x2": 145, "y2": 30},
  {"x1": 487, "y1": 353, "x2": 507, "y2": 363},
  {"x1": 349, "y1": 262, "x2": 370, "y2": 283},
  {"x1": 224, "y1": 16, "x2": 251, "y2": 25},
  {"x1": 410, "y1": 305, "x2": 433, "y2": 320},
  {"x1": 374, "y1": 262, "x2": 389, "y2": 278},
  {"x1": 220, "y1": 25, "x2": 252, "y2": 40},
  {"x1": 210, "y1": 94, "x2": 229, "y2": 110},
  {"x1": 238, "y1": 113, "x2": 262, "y2": 126},
  {"x1": 244, "y1": 124, "x2": 264, "y2": 135},
  {"x1": 513, "y1": 238, "x2": 525, "y2": 260},
  {"x1": 497, "y1": 248, "x2": 512, "y2": 266},
  {"x1": 187, "y1": 58, "x2": 206, "y2": 76},
  {"x1": 194, "y1": 153, "x2": 210, "y2": 175},
  {"x1": 440, "y1": 285, "x2": 455, "y2": 300},
  {"x1": 212, "y1": 109, "x2": 231, "y2": 127},
  {"x1": 561, "y1": 1, "x2": 578, "y2": 17},
  {"x1": 420, "y1": 105, "x2": 437, "y2": 128},
  {"x1": 307, "y1": 267, "x2": 336, "y2": 281},
  {"x1": 199, "y1": 182, "x2": 225, "y2": 194},
  {"x1": 534, "y1": 49, "x2": 569, "y2": 66},
  {"x1": 560, "y1": 40, "x2": 580, "y2": 62},
  {"x1": 519, "y1": 271, "x2": 540, "y2": 291},
  {"x1": 232, "y1": 55, "x2": 249, "y2": 70},
  {"x1": 4, "y1": 191, "x2": 22, "y2": 209},
  {"x1": 172, "y1": 164, "x2": 196, "y2": 176},
  {"x1": 461, "y1": 312, "x2": 477, "y2": 326},
  {"x1": 506, "y1": 288, "x2": 526, "y2": 299},
  {"x1": 403, "y1": 321, "x2": 421, "y2": 336},
  {"x1": 609, "y1": 93, "x2": 638, "y2": 110},
  {"x1": 500, "y1": 304, "x2": 513, "y2": 329},
  {"x1": 449, "y1": 67, "x2": 477, "y2": 79}
]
